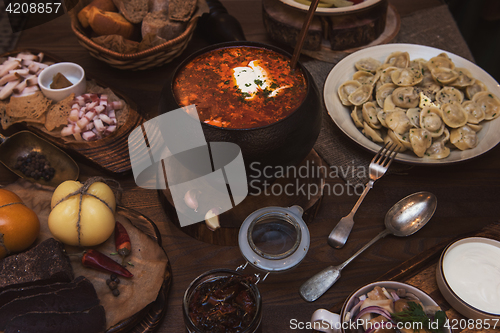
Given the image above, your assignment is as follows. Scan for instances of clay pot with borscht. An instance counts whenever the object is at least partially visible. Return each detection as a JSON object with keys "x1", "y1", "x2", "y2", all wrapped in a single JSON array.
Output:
[{"x1": 159, "y1": 41, "x2": 322, "y2": 188}]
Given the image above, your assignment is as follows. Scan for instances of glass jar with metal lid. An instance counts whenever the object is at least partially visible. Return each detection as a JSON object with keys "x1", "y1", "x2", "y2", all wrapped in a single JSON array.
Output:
[{"x1": 238, "y1": 205, "x2": 310, "y2": 274}]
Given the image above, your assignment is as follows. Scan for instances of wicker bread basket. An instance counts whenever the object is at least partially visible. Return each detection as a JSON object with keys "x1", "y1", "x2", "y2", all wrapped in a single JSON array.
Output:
[{"x1": 69, "y1": 0, "x2": 203, "y2": 70}]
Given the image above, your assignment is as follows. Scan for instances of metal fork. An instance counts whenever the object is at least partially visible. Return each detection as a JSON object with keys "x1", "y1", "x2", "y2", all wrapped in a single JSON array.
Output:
[{"x1": 327, "y1": 142, "x2": 399, "y2": 249}]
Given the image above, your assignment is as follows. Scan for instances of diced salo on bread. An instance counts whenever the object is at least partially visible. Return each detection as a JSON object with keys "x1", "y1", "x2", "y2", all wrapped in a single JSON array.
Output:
[
  {"x1": 112, "y1": 0, "x2": 148, "y2": 24},
  {"x1": 88, "y1": 7, "x2": 134, "y2": 39},
  {"x1": 141, "y1": 10, "x2": 186, "y2": 40},
  {"x1": 77, "y1": 0, "x2": 118, "y2": 28}
]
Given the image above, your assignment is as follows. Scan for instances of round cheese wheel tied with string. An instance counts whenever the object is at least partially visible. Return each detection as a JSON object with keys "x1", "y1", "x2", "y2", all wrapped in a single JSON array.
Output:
[{"x1": 48, "y1": 177, "x2": 118, "y2": 247}]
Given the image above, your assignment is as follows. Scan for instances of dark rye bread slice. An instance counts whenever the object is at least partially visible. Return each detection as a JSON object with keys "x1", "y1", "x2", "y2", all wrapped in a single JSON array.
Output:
[
  {"x1": 112, "y1": 0, "x2": 148, "y2": 23},
  {"x1": 4, "y1": 305, "x2": 106, "y2": 333},
  {"x1": 141, "y1": 10, "x2": 186, "y2": 40},
  {"x1": 0, "y1": 238, "x2": 74, "y2": 293},
  {"x1": 0, "y1": 276, "x2": 99, "y2": 329},
  {"x1": 0, "y1": 276, "x2": 88, "y2": 308},
  {"x1": 168, "y1": 0, "x2": 196, "y2": 22}
]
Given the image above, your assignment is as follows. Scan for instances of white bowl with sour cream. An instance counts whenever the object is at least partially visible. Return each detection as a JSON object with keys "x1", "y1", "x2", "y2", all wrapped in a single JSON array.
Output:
[{"x1": 436, "y1": 237, "x2": 500, "y2": 320}]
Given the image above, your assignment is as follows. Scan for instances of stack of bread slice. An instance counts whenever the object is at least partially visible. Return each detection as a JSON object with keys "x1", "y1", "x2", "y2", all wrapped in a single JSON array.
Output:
[{"x1": 0, "y1": 238, "x2": 106, "y2": 333}]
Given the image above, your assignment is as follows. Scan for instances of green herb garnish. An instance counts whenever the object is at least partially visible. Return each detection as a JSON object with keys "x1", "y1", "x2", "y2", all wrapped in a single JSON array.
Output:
[{"x1": 391, "y1": 302, "x2": 446, "y2": 333}]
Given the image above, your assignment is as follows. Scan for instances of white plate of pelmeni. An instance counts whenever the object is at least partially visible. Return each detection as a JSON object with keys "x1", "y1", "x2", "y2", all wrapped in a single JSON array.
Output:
[{"x1": 324, "y1": 43, "x2": 500, "y2": 164}]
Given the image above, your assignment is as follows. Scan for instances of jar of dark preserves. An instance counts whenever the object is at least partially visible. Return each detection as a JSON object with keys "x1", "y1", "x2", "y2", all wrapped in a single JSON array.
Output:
[{"x1": 183, "y1": 269, "x2": 262, "y2": 333}]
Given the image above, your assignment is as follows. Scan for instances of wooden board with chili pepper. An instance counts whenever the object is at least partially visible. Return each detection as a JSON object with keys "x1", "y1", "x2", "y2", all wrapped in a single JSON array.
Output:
[{"x1": 2, "y1": 179, "x2": 172, "y2": 333}]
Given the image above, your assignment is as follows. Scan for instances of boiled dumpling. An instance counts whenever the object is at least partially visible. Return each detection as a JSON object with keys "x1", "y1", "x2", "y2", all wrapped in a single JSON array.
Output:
[
  {"x1": 425, "y1": 126, "x2": 451, "y2": 159},
  {"x1": 450, "y1": 125, "x2": 478, "y2": 150},
  {"x1": 383, "y1": 95, "x2": 397, "y2": 112},
  {"x1": 384, "y1": 51, "x2": 410, "y2": 68},
  {"x1": 362, "y1": 102, "x2": 382, "y2": 129},
  {"x1": 384, "y1": 131, "x2": 407, "y2": 152},
  {"x1": 435, "y1": 127, "x2": 450, "y2": 143},
  {"x1": 353, "y1": 71, "x2": 378, "y2": 86},
  {"x1": 406, "y1": 107, "x2": 421, "y2": 128},
  {"x1": 431, "y1": 68, "x2": 459, "y2": 85},
  {"x1": 348, "y1": 84, "x2": 373, "y2": 106},
  {"x1": 441, "y1": 102, "x2": 468, "y2": 128},
  {"x1": 385, "y1": 110, "x2": 412, "y2": 135},
  {"x1": 461, "y1": 100, "x2": 485, "y2": 124},
  {"x1": 392, "y1": 87, "x2": 420, "y2": 108},
  {"x1": 376, "y1": 67, "x2": 399, "y2": 91},
  {"x1": 465, "y1": 80, "x2": 487, "y2": 100},
  {"x1": 391, "y1": 66, "x2": 423, "y2": 86},
  {"x1": 362, "y1": 122, "x2": 384, "y2": 142},
  {"x1": 338, "y1": 80, "x2": 362, "y2": 106},
  {"x1": 420, "y1": 106, "x2": 445, "y2": 137},
  {"x1": 376, "y1": 83, "x2": 397, "y2": 108},
  {"x1": 425, "y1": 141, "x2": 450, "y2": 159},
  {"x1": 355, "y1": 58, "x2": 382, "y2": 73},
  {"x1": 409, "y1": 128, "x2": 432, "y2": 157},
  {"x1": 377, "y1": 110, "x2": 393, "y2": 128},
  {"x1": 436, "y1": 86, "x2": 464, "y2": 104},
  {"x1": 450, "y1": 67, "x2": 475, "y2": 88},
  {"x1": 386, "y1": 129, "x2": 411, "y2": 150},
  {"x1": 467, "y1": 123, "x2": 483, "y2": 132},
  {"x1": 410, "y1": 59, "x2": 427, "y2": 68},
  {"x1": 472, "y1": 91, "x2": 500, "y2": 120},
  {"x1": 426, "y1": 55, "x2": 455, "y2": 71},
  {"x1": 350, "y1": 106, "x2": 364, "y2": 128}
]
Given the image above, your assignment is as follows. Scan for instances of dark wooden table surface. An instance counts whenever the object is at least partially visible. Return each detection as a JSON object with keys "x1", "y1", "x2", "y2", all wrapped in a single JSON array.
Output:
[{"x1": 1, "y1": 1, "x2": 500, "y2": 332}]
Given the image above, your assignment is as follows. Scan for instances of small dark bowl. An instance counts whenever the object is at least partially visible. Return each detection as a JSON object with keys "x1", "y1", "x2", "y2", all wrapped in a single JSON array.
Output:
[{"x1": 159, "y1": 41, "x2": 322, "y2": 187}]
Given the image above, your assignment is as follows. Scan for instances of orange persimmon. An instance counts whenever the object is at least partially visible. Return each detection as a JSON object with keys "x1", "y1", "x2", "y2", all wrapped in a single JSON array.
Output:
[{"x1": 0, "y1": 189, "x2": 40, "y2": 259}]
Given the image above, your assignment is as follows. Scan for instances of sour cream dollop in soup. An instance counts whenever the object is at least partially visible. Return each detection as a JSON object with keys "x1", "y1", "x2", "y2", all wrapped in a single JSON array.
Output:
[{"x1": 173, "y1": 46, "x2": 307, "y2": 129}]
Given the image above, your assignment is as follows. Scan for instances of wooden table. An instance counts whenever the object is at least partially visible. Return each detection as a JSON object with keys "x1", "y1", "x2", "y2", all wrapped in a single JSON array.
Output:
[{"x1": 2, "y1": 1, "x2": 500, "y2": 332}]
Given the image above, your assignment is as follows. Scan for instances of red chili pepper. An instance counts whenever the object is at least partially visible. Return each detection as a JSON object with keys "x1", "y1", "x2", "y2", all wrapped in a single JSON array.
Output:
[
  {"x1": 114, "y1": 221, "x2": 131, "y2": 257},
  {"x1": 82, "y1": 249, "x2": 133, "y2": 278}
]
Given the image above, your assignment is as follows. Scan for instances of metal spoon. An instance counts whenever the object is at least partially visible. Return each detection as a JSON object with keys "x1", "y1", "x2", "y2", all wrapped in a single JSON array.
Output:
[
  {"x1": 299, "y1": 191, "x2": 437, "y2": 302},
  {"x1": 0, "y1": 130, "x2": 79, "y2": 187}
]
